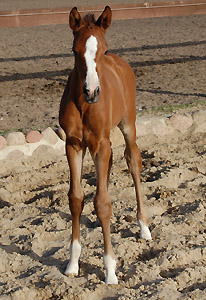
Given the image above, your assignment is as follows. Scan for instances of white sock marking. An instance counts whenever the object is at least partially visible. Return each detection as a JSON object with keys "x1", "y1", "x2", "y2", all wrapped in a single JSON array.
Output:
[
  {"x1": 65, "y1": 240, "x2": 81, "y2": 276},
  {"x1": 138, "y1": 220, "x2": 152, "y2": 240},
  {"x1": 103, "y1": 254, "x2": 118, "y2": 284},
  {"x1": 84, "y1": 35, "x2": 100, "y2": 92}
]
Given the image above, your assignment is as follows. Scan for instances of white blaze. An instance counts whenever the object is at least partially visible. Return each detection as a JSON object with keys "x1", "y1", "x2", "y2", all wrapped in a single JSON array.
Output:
[{"x1": 84, "y1": 35, "x2": 100, "y2": 92}]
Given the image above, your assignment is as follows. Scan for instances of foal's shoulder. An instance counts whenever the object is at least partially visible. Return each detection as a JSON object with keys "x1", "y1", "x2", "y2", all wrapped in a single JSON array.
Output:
[{"x1": 106, "y1": 52, "x2": 135, "y2": 76}]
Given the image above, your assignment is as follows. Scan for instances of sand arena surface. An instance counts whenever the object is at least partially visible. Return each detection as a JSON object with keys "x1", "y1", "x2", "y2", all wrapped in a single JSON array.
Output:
[
  {"x1": 0, "y1": 8, "x2": 206, "y2": 132},
  {"x1": 0, "y1": 131, "x2": 206, "y2": 299},
  {"x1": 0, "y1": 2, "x2": 206, "y2": 299}
]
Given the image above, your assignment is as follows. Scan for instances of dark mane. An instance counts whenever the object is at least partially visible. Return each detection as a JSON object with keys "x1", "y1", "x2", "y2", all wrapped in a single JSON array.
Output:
[{"x1": 83, "y1": 14, "x2": 96, "y2": 27}]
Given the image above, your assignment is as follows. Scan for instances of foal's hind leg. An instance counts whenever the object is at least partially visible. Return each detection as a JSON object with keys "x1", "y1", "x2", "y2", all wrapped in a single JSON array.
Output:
[
  {"x1": 119, "y1": 123, "x2": 152, "y2": 240},
  {"x1": 64, "y1": 142, "x2": 85, "y2": 276}
]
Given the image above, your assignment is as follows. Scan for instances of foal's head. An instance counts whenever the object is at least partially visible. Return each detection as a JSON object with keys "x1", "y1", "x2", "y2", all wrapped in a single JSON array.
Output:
[{"x1": 69, "y1": 6, "x2": 112, "y2": 104}]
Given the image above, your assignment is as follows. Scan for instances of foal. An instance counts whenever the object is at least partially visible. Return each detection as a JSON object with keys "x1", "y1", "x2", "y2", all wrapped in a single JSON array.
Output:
[{"x1": 59, "y1": 6, "x2": 151, "y2": 284}]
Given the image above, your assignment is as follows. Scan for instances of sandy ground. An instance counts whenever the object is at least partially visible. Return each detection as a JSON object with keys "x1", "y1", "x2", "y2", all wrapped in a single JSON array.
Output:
[
  {"x1": 0, "y1": 130, "x2": 206, "y2": 299},
  {"x1": 0, "y1": 2, "x2": 206, "y2": 299}
]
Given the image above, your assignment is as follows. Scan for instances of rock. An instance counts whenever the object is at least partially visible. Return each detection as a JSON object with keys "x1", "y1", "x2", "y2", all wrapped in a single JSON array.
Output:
[
  {"x1": 151, "y1": 159, "x2": 160, "y2": 167},
  {"x1": 148, "y1": 118, "x2": 169, "y2": 136},
  {"x1": 0, "y1": 188, "x2": 11, "y2": 203},
  {"x1": 6, "y1": 132, "x2": 26, "y2": 146},
  {"x1": 41, "y1": 127, "x2": 59, "y2": 145},
  {"x1": 170, "y1": 114, "x2": 193, "y2": 133},
  {"x1": 192, "y1": 110, "x2": 206, "y2": 133},
  {"x1": 164, "y1": 117, "x2": 177, "y2": 135},
  {"x1": 58, "y1": 145, "x2": 66, "y2": 156},
  {"x1": 0, "y1": 136, "x2": 7, "y2": 150},
  {"x1": 56, "y1": 127, "x2": 66, "y2": 141},
  {"x1": 124, "y1": 215, "x2": 133, "y2": 223},
  {"x1": 7, "y1": 150, "x2": 25, "y2": 160},
  {"x1": 136, "y1": 118, "x2": 150, "y2": 137},
  {"x1": 192, "y1": 110, "x2": 206, "y2": 123},
  {"x1": 25, "y1": 131, "x2": 42, "y2": 143},
  {"x1": 32, "y1": 145, "x2": 56, "y2": 158},
  {"x1": 136, "y1": 118, "x2": 169, "y2": 137},
  {"x1": 193, "y1": 122, "x2": 206, "y2": 134}
]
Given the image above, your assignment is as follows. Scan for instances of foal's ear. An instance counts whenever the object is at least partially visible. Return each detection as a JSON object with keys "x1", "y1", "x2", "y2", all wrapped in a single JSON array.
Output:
[
  {"x1": 96, "y1": 6, "x2": 112, "y2": 32},
  {"x1": 69, "y1": 7, "x2": 81, "y2": 31}
]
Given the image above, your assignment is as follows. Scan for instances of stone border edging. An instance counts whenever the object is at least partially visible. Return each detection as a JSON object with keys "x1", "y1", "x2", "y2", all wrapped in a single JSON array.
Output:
[
  {"x1": 0, "y1": 111, "x2": 205, "y2": 161},
  {"x1": 0, "y1": 127, "x2": 65, "y2": 160}
]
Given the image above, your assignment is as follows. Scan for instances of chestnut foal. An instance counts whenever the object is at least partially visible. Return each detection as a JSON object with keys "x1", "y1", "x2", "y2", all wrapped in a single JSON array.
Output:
[{"x1": 59, "y1": 6, "x2": 151, "y2": 284}]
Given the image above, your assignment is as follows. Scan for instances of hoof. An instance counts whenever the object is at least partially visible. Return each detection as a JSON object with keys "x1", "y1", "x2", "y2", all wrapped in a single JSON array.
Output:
[
  {"x1": 64, "y1": 262, "x2": 78, "y2": 277},
  {"x1": 64, "y1": 272, "x2": 78, "y2": 277},
  {"x1": 139, "y1": 220, "x2": 152, "y2": 240},
  {"x1": 105, "y1": 273, "x2": 118, "y2": 285}
]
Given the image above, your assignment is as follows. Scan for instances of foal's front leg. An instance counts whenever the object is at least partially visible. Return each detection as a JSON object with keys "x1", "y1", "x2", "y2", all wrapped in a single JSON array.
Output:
[
  {"x1": 92, "y1": 138, "x2": 118, "y2": 284},
  {"x1": 65, "y1": 142, "x2": 84, "y2": 276}
]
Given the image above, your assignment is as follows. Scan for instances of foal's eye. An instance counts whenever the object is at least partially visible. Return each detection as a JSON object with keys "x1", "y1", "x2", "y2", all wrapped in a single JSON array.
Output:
[{"x1": 104, "y1": 50, "x2": 109, "y2": 55}]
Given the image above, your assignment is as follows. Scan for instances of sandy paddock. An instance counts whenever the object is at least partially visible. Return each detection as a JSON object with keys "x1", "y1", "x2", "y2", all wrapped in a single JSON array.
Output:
[{"x1": 0, "y1": 1, "x2": 206, "y2": 299}]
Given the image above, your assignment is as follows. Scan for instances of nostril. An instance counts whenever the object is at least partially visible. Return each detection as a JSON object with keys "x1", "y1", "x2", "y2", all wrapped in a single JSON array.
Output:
[
  {"x1": 83, "y1": 84, "x2": 89, "y2": 95},
  {"x1": 96, "y1": 86, "x2": 100, "y2": 95}
]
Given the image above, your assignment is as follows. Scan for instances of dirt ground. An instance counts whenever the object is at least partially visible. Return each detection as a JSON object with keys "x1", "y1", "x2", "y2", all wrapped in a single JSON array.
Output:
[
  {"x1": 0, "y1": 130, "x2": 206, "y2": 299},
  {"x1": 0, "y1": 12, "x2": 206, "y2": 133},
  {"x1": 0, "y1": 3, "x2": 206, "y2": 300}
]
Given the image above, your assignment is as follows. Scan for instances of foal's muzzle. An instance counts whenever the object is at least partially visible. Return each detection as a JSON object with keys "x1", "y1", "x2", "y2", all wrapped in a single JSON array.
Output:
[{"x1": 83, "y1": 83, "x2": 100, "y2": 104}]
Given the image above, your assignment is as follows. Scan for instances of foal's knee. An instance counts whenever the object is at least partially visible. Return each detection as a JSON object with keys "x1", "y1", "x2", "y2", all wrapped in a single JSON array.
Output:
[
  {"x1": 94, "y1": 193, "x2": 112, "y2": 222},
  {"x1": 69, "y1": 191, "x2": 84, "y2": 216}
]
